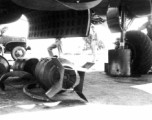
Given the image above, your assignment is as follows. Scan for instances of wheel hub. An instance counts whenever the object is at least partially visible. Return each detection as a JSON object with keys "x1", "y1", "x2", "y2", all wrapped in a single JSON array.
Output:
[
  {"x1": 63, "y1": 74, "x2": 70, "y2": 81},
  {"x1": 15, "y1": 50, "x2": 23, "y2": 57}
]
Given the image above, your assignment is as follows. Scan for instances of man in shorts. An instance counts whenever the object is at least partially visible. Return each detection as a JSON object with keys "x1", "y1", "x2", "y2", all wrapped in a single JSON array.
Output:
[
  {"x1": 47, "y1": 38, "x2": 62, "y2": 58},
  {"x1": 90, "y1": 25, "x2": 98, "y2": 62}
]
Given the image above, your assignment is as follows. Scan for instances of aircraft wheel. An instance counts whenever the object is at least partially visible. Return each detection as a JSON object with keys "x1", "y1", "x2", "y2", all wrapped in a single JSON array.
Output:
[
  {"x1": 125, "y1": 30, "x2": 152, "y2": 74},
  {"x1": 11, "y1": 46, "x2": 26, "y2": 60}
]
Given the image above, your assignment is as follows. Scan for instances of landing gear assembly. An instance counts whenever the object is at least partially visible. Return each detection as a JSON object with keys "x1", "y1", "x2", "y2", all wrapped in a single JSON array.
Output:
[{"x1": 105, "y1": 3, "x2": 152, "y2": 76}]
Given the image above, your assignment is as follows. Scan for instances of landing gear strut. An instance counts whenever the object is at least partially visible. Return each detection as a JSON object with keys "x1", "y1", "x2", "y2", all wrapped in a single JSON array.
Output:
[
  {"x1": 106, "y1": 4, "x2": 131, "y2": 76},
  {"x1": 106, "y1": 3, "x2": 152, "y2": 76}
]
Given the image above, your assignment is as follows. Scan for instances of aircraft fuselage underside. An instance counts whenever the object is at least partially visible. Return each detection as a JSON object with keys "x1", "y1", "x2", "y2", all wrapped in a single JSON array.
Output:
[{"x1": 0, "y1": 0, "x2": 151, "y2": 39}]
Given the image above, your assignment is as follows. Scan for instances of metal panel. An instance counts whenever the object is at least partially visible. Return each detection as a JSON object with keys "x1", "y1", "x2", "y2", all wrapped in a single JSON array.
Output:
[
  {"x1": 108, "y1": 49, "x2": 131, "y2": 76},
  {"x1": 25, "y1": 9, "x2": 90, "y2": 39}
]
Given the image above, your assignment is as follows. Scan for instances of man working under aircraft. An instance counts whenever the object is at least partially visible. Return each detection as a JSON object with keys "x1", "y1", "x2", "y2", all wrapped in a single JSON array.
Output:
[
  {"x1": 138, "y1": 16, "x2": 152, "y2": 40},
  {"x1": 83, "y1": 24, "x2": 98, "y2": 62},
  {"x1": 90, "y1": 25, "x2": 98, "y2": 62},
  {"x1": 47, "y1": 38, "x2": 63, "y2": 58}
]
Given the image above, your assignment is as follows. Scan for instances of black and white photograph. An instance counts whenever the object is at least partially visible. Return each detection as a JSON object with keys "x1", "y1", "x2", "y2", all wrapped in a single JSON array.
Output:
[{"x1": 0, "y1": 0, "x2": 152, "y2": 120}]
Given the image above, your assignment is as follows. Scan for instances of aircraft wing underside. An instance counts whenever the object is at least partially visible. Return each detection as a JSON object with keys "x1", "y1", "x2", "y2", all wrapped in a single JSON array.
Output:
[{"x1": 0, "y1": 0, "x2": 151, "y2": 38}]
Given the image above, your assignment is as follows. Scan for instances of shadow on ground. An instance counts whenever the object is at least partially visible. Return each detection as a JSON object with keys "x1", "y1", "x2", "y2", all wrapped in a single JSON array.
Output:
[{"x1": 1, "y1": 71, "x2": 152, "y2": 115}]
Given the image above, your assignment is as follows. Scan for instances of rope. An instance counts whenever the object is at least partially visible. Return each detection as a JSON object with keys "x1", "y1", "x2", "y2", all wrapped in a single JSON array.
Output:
[{"x1": 23, "y1": 83, "x2": 51, "y2": 102}]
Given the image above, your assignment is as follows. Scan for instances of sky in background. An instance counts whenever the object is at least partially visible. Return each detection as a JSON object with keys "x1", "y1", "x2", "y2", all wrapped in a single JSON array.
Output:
[
  {"x1": 1, "y1": 15, "x2": 29, "y2": 37},
  {"x1": 0, "y1": 15, "x2": 148, "y2": 52}
]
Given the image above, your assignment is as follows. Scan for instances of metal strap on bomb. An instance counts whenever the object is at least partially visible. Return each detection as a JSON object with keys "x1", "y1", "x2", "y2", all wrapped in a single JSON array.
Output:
[{"x1": 12, "y1": 58, "x2": 39, "y2": 75}]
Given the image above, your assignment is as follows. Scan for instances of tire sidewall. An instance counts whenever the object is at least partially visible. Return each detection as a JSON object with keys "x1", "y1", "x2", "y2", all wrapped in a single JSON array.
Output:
[{"x1": 125, "y1": 30, "x2": 152, "y2": 74}]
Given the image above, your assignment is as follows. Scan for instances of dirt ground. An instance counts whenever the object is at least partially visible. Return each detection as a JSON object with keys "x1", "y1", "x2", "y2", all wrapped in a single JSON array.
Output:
[{"x1": 1, "y1": 50, "x2": 152, "y2": 119}]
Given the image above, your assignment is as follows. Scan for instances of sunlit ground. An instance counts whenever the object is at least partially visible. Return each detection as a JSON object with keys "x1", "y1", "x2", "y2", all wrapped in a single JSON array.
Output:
[{"x1": 1, "y1": 102, "x2": 152, "y2": 120}]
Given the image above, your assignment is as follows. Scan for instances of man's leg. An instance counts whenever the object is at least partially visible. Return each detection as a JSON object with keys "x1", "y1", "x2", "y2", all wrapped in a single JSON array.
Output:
[
  {"x1": 91, "y1": 41, "x2": 96, "y2": 62},
  {"x1": 57, "y1": 44, "x2": 63, "y2": 58},
  {"x1": 47, "y1": 43, "x2": 57, "y2": 57}
]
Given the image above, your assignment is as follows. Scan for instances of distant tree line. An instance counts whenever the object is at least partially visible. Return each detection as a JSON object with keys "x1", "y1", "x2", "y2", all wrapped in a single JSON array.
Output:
[{"x1": 82, "y1": 34, "x2": 105, "y2": 51}]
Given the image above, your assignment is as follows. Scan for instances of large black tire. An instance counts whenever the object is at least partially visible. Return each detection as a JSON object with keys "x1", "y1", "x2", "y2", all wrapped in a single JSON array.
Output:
[
  {"x1": 125, "y1": 30, "x2": 152, "y2": 74},
  {"x1": 11, "y1": 46, "x2": 26, "y2": 60}
]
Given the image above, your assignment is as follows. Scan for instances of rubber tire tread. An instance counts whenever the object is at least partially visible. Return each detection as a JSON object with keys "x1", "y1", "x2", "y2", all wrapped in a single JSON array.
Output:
[{"x1": 125, "y1": 30, "x2": 152, "y2": 74}]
